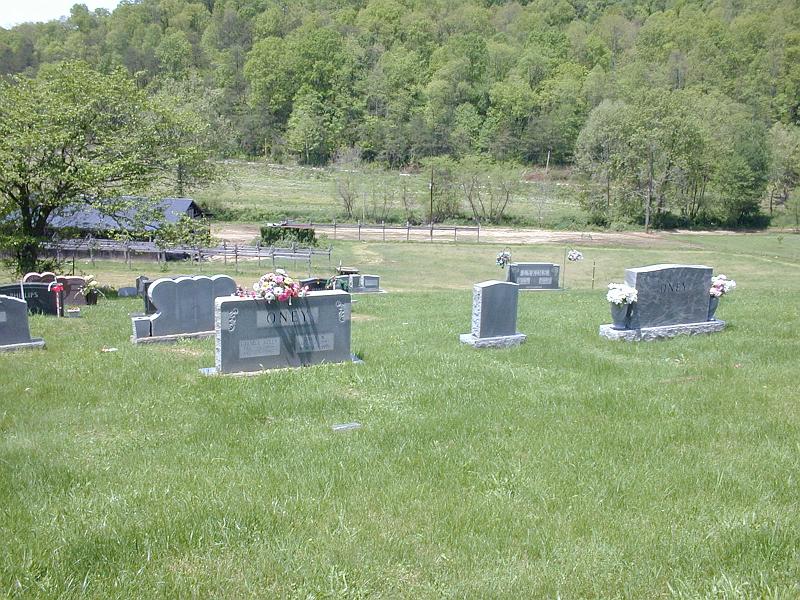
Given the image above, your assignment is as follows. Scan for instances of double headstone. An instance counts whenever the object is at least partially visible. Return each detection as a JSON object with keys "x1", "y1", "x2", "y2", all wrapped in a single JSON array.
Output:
[
  {"x1": 460, "y1": 280, "x2": 526, "y2": 348},
  {"x1": 0, "y1": 283, "x2": 64, "y2": 316},
  {"x1": 23, "y1": 272, "x2": 87, "y2": 305},
  {"x1": 0, "y1": 295, "x2": 45, "y2": 351},
  {"x1": 205, "y1": 290, "x2": 356, "y2": 375},
  {"x1": 131, "y1": 275, "x2": 237, "y2": 343},
  {"x1": 600, "y1": 264, "x2": 725, "y2": 341},
  {"x1": 506, "y1": 263, "x2": 560, "y2": 290}
]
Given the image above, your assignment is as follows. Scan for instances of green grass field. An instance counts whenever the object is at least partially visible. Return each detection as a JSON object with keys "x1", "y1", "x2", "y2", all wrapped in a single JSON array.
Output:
[
  {"x1": 192, "y1": 161, "x2": 583, "y2": 227},
  {"x1": 2, "y1": 233, "x2": 800, "y2": 597}
]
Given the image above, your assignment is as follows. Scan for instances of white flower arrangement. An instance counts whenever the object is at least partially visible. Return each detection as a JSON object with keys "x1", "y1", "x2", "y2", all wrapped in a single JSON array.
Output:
[
  {"x1": 496, "y1": 250, "x2": 512, "y2": 268},
  {"x1": 567, "y1": 249, "x2": 583, "y2": 262},
  {"x1": 606, "y1": 283, "x2": 638, "y2": 305},
  {"x1": 710, "y1": 274, "x2": 736, "y2": 297}
]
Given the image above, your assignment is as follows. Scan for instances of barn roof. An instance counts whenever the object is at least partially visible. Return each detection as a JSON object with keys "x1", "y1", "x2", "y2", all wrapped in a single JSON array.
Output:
[{"x1": 47, "y1": 197, "x2": 203, "y2": 232}]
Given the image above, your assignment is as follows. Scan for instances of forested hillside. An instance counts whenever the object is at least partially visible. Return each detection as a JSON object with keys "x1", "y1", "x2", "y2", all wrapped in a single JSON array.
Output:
[{"x1": 2, "y1": 0, "x2": 799, "y2": 227}]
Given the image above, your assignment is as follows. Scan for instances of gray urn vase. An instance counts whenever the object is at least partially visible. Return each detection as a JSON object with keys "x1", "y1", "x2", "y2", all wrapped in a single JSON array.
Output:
[
  {"x1": 707, "y1": 295, "x2": 719, "y2": 320},
  {"x1": 610, "y1": 302, "x2": 632, "y2": 330}
]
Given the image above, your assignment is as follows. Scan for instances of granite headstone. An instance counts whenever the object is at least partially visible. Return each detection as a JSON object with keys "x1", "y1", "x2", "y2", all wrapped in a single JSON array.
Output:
[
  {"x1": 131, "y1": 275, "x2": 237, "y2": 342},
  {"x1": 460, "y1": 280, "x2": 526, "y2": 348},
  {"x1": 0, "y1": 283, "x2": 64, "y2": 316},
  {"x1": 0, "y1": 295, "x2": 45, "y2": 351},
  {"x1": 506, "y1": 263, "x2": 560, "y2": 290},
  {"x1": 210, "y1": 290, "x2": 354, "y2": 374}
]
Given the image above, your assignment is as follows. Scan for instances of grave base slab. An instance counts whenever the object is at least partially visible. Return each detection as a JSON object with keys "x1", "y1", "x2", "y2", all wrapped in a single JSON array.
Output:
[
  {"x1": 0, "y1": 338, "x2": 46, "y2": 352},
  {"x1": 459, "y1": 333, "x2": 527, "y2": 348},
  {"x1": 132, "y1": 330, "x2": 214, "y2": 344},
  {"x1": 200, "y1": 354, "x2": 363, "y2": 377},
  {"x1": 599, "y1": 319, "x2": 725, "y2": 341}
]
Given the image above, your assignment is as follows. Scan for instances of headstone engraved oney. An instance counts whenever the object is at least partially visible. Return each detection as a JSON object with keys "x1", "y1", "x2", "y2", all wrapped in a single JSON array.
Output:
[
  {"x1": 600, "y1": 264, "x2": 726, "y2": 341},
  {"x1": 205, "y1": 289, "x2": 357, "y2": 375},
  {"x1": 460, "y1": 280, "x2": 526, "y2": 348}
]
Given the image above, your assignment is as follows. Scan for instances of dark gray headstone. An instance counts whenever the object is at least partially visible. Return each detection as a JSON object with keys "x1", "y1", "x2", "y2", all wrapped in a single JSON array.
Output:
[
  {"x1": 131, "y1": 275, "x2": 237, "y2": 340},
  {"x1": 332, "y1": 274, "x2": 381, "y2": 293},
  {"x1": 0, "y1": 283, "x2": 63, "y2": 316},
  {"x1": 213, "y1": 290, "x2": 353, "y2": 374},
  {"x1": 506, "y1": 263, "x2": 560, "y2": 290},
  {"x1": 136, "y1": 276, "x2": 155, "y2": 314},
  {"x1": 471, "y1": 280, "x2": 519, "y2": 338},
  {"x1": 0, "y1": 295, "x2": 45, "y2": 350},
  {"x1": 361, "y1": 275, "x2": 380, "y2": 291},
  {"x1": 625, "y1": 264, "x2": 712, "y2": 328}
]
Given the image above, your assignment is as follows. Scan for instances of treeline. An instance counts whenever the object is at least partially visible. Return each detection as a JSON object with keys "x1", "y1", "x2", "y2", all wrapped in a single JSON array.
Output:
[{"x1": 1, "y1": 0, "x2": 799, "y2": 227}]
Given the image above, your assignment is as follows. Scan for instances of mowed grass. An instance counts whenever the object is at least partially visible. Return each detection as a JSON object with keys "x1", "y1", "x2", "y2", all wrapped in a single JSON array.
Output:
[
  {"x1": 1, "y1": 233, "x2": 800, "y2": 597},
  {"x1": 193, "y1": 160, "x2": 582, "y2": 226}
]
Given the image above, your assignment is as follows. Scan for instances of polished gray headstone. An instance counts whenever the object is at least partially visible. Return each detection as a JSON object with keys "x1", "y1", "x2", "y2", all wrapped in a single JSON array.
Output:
[
  {"x1": 625, "y1": 264, "x2": 712, "y2": 328},
  {"x1": 211, "y1": 290, "x2": 353, "y2": 374},
  {"x1": 131, "y1": 274, "x2": 237, "y2": 341},
  {"x1": 506, "y1": 263, "x2": 560, "y2": 290},
  {"x1": 460, "y1": 280, "x2": 526, "y2": 348},
  {"x1": 0, "y1": 295, "x2": 45, "y2": 351}
]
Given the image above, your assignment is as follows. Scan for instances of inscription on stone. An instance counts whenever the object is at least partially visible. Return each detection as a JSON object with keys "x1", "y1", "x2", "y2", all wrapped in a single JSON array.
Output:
[
  {"x1": 239, "y1": 337, "x2": 280, "y2": 358},
  {"x1": 256, "y1": 306, "x2": 319, "y2": 328}
]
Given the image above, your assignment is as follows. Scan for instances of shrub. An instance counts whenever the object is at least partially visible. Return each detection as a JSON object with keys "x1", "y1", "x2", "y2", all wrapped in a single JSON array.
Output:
[{"x1": 260, "y1": 225, "x2": 317, "y2": 246}]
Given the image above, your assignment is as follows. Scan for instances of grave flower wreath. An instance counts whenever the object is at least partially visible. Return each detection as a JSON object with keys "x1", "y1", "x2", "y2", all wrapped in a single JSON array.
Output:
[
  {"x1": 567, "y1": 249, "x2": 583, "y2": 262},
  {"x1": 710, "y1": 274, "x2": 736, "y2": 297},
  {"x1": 606, "y1": 283, "x2": 638, "y2": 305},
  {"x1": 79, "y1": 276, "x2": 106, "y2": 298},
  {"x1": 496, "y1": 249, "x2": 512, "y2": 268},
  {"x1": 235, "y1": 269, "x2": 308, "y2": 303}
]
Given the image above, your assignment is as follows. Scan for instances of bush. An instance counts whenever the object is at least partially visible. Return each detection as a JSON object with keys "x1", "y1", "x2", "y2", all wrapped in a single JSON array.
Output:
[{"x1": 260, "y1": 225, "x2": 317, "y2": 246}]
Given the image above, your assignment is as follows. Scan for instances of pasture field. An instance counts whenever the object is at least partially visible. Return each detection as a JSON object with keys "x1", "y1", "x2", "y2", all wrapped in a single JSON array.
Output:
[
  {"x1": 1, "y1": 233, "x2": 799, "y2": 597},
  {"x1": 192, "y1": 161, "x2": 583, "y2": 227}
]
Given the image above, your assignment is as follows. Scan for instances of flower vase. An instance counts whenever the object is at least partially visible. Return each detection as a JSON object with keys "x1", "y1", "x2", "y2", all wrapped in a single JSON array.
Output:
[
  {"x1": 707, "y1": 295, "x2": 719, "y2": 321},
  {"x1": 610, "y1": 302, "x2": 631, "y2": 330},
  {"x1": 85, "y1": 291, "x2": 99, "y2": 305}
]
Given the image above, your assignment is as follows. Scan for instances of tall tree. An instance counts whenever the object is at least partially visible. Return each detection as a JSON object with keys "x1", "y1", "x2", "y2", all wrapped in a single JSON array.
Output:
[{"x1": 0, "y1": 61, "x2": 216, "y2": 273}]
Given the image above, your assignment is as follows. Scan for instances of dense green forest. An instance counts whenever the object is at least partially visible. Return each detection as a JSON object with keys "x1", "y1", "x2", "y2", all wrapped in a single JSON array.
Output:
[{"x1": 2, "y1": 0, "x2": 800, "y2": 227}]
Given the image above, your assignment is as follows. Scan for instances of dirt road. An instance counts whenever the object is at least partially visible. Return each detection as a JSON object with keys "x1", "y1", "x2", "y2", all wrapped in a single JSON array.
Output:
[{"x1": 212, "y1": 223, "x2": 704, "y2": 249}]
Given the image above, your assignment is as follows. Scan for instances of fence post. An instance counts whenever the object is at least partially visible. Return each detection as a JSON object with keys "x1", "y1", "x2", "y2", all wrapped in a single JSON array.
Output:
[
  {"x1": 477, "y1": 222, "x2": 481, "y2": 243},
  {"x1": 257, "y1": 241, "x2": 261, "y2": 268},
  {"x1": 406, "y1": 221, "x2": 410, "y2": 242},
  {"x1": 430, "y1": 220, "x2": 433, "y2": 241},
  {"x1": 333, "y1": 220, "x2": 337, "y2": 240},
  {"x1": 358, "y1": 220, "x2": 362, "y2": 241},
  {"x1": 223, "y1": 241, "x2": 227, "y2": 265},
  {"x1": 234, "y1": 244, "x2": 239, "y2": 273},
  {"x1": 454, "y1": 226, "x2": 457, "y2": 242},
  {"x1": 90, "y1": 243, "x2": 95, "y2": 267},
  {"x1": 591, "y1": 259, "x2": 596, "y2": 290}
]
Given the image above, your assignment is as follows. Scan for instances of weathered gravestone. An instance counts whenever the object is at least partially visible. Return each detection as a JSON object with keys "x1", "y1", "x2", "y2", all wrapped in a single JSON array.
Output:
[
  {"x1": 136, "y1": 276, "x2": 155, "y2": 314},
  {"x1": 0, "y1": 283, "x2": 64, "y2": 316},
  {"x1": 600, "y1": 264, "x2": 725, "y2": 341},
  {"x1": 0, "y1": 295, "x2": 45, "y2": 351},
  {"x1": 204, "y1": 290, "x2": 356, "y2": 375},
  {"x1": 460, "y1": 280, "x2": 526, "y2": 348},
  {"x1": 131, "y1": 275, "x2": 237, "y2": 343},
  {"x1": 506, "y1": 263, "x2": 561, "y2": 290}
]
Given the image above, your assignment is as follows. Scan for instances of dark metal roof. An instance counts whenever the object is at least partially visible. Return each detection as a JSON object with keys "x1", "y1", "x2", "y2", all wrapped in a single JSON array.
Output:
[{"x1": 47, "y1": 197, "x2": 203, "y2": 232}]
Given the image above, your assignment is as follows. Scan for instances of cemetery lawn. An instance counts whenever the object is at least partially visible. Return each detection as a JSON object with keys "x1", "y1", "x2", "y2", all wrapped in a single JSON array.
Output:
[{"x1": 2, "y1": 232, "x2": 800, "y2": 597}]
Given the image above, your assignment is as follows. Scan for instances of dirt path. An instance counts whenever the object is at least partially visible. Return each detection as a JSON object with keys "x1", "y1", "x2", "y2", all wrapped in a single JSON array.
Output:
[{"x1": 212, "y1": 223, "x2": 703, "y2": 249}]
